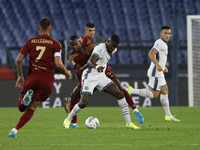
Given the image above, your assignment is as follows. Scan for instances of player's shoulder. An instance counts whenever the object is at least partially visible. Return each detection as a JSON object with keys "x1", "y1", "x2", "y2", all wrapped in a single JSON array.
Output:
[
  {"x1": 49, "y1": 36, "x2": 62, "y2": 47},
  {"x1": 155, "y1": 38, "x2": 166, "y2": 45},
  {"x1": 69, "y1": 51, "x2": 79, "y2": 62},
  {"x1": 95, "y1": 43, "x2": 105, "y2": 49},
  {"x1": 153, "y1": 38, "x2": 166, "y2": 49},
  {"x1": 79, "y1": 35, "x2": 86, "y2": 43}
]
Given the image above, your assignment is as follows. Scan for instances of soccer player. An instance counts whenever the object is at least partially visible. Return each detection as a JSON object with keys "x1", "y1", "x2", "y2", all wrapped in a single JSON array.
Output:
[
  {"x1": 67, "y1": 35, "x2": 144, "y2": 128},
  {"x1": 63, "y1": 35, "x2": 140, "y2": 129},
  {"x1": 126, "y1": 26, "x2": 180, "y2": 122},
  {"x1": 65, "y1": 23, "x2": 144, "y2": 128},
  {"x1": 9, "y1": 17, "x2": 72, "y2": 137}
]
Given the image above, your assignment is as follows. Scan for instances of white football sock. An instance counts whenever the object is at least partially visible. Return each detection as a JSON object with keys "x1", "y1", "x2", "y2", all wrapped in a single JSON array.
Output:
[
  {"x1": 66, "y1": 104, "x2": 81, "y2": 121},
  {"x1": 12, "y1": 128, "x2": 18, "y2": 134},
  {"x1": 131, "y1": 88, "x2": 153, "y2": 99},
  {"x1": 117, "y1": 98, "x2": 131, "y2": 125},
  {"x1": 160, "y1": 94, "x2": 171, "y2": 116},
  {"x1": 133, "y1": 108, "x2": 139, "y2": 112}
]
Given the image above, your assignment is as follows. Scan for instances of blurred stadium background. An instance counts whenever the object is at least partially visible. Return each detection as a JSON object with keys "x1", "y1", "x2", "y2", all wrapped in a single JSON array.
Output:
[{"x1": 0, "y1": 0, "x2": 195, "y2": 79}]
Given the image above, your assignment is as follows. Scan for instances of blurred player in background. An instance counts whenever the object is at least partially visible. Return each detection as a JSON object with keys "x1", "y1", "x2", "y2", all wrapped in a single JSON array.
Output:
[
  {"x1": 63, "y1": 35, "x2": 140, "y2": 129},
  {"x1": 126, "y1": 26, "x2": 180, "y2": 122},
  {"x1": 9, "y1": 17, "x2": 72, "y2": 137}
]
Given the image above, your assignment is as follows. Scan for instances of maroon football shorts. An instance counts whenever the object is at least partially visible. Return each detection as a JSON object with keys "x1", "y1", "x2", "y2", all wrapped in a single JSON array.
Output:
[{"x1": 19, "y1": 73, "x2": 54, "y2": 101}]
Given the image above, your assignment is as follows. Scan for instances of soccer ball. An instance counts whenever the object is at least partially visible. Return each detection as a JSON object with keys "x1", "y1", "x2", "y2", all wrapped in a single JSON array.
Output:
[{"x1": 85, "y1": 116, "x2": 99, "y2": 129}]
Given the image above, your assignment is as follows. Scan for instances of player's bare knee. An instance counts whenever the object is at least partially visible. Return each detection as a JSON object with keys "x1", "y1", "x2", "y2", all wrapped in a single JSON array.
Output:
[
  {"x1": 78, "y1": 100, "x2": 88, "y2": 109},
  {"x1": 115, "y1": 90, "x2": 124, "y2": 99},
  {"x1": 153, "y1": 93, "x2": 159, "y2": 99}
]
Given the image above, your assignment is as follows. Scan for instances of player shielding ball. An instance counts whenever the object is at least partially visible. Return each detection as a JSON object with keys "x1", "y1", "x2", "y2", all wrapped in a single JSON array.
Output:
[
  {"x1": 64, "y1": 23, "x2": 144, "y2": 128},
  {"x1": 63, "y1": 35, "x2": 140, "y2": 129}
]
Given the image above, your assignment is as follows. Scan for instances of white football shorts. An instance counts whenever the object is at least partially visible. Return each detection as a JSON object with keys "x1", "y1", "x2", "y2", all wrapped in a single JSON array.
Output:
[
  {"x1": 81, "y1": 72, "x2": 113, "y2": 95},
  {"x1": 148, "y1": 76, "x2": 167, "y2": 92}
]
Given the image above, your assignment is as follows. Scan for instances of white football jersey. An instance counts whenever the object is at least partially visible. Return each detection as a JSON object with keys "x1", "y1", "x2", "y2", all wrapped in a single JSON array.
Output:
[
  {"x1": 147, "y1": 38, "x2": 168, "y2": 77},
  {"x1": 83, "y1": 42, "x2": 117, "y2": 74}
]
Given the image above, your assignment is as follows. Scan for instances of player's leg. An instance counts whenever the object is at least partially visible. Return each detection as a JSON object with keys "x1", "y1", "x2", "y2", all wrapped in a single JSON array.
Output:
[
  {"x1": 69, "y1": 84, "x2": 81, "y2": 128},
  {"x1": 126, "y1": 76, "x2": 155, "y2": 99},
  {"x1": 9, "y1": 100, "x2": 42, "y2": 137},
  {"x1": 17, "y1": 75, "x2": 35, "y2": 112},
  {"x1": 9, "y1": 75, "x2": 53, "y2": 137},
  {"x1": 160, "y1": 85, "x2": 180, "y2": 122},
  {"x1": 112, "y1": 78, "x2": 144, "y2": 123},
  {"x1": 103, "y1": 83, "x2": 140, "y2": 129},
  {"x1": 63, "y1": 94, "x2": 90, "y2": 128},
  {"x1": 126, "y1": 85, "x2": 154, "y2": 98},
  {"x1": 63, "y1": 77, "x2": 96, "y2": 129}
]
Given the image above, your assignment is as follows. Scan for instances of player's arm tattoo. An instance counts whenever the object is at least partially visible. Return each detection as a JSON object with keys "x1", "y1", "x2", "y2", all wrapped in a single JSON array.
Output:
[{"x1": 16, "y1": 53, "x2": 25, "y2": 77}]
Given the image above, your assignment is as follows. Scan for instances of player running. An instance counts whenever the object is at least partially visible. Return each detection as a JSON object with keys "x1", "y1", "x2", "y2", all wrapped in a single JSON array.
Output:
[
  {"x1": 126, "y1": 26, "x2": 180, "y2": 122},
  {"x1": 9, "y1": 17, "x2": 72, "y2": 137}
]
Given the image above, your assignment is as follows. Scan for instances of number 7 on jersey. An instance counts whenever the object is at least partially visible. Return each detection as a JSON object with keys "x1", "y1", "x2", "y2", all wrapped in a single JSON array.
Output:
[{"x1": 35, "y1": 46, "x2": 46, "y2": 62}]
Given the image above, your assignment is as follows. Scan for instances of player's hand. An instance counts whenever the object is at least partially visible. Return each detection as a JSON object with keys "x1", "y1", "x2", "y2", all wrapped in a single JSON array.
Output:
[
  {"x1": 65, "y1": 70, "x2": 72, "y2": 79},
  {"x1": 164, "y1": 67, "x2": 168, "y2": 73},
  {"x1": 15, "y1": 76, "x2": 25, "y2": 88},
  {"x1": 156, "y1": 65, "x2": 163, "y2": 72},
  {"x1": 96, "y1": 66, "x2": 105, "y2": 72}
]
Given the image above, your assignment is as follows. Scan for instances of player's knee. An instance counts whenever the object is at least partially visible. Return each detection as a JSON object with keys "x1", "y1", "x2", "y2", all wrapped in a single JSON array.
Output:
[
  {"x1": 153, "y1": 93, "x2": 159, "y2": 99},
  {"x1": 115, "y1": 90, "x2": 124, "y2": 99},
  {"x1": 79, "y1": 95, "x2": 90, "y2": 108},
  {"x1": 78, "y1": 100, "x2": 88, "y2": 109}
]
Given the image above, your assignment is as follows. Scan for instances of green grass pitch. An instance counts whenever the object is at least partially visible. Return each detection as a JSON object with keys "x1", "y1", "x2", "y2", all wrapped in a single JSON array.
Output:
[{"x1": 0, "y1": 107, "x2": 200, "y2": 150}]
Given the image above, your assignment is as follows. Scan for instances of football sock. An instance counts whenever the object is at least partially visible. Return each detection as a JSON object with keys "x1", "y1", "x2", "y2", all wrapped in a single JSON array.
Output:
[
  {"x1": 66, "y1": 104, "x2": 81, "y2": 121},
  {"x1": 15, "y1": 108, "x2": 34, "y2": 130},
  {"x1": 131, "y1": 88, "x2": 154, "y2": 99},
  {"x1": 117, "y1": 98, "x2": 131, "y2": 125},
  {"x1": 11, "y1": 128, "x2": 18, "y2": 134},
  {"x1": 133, "y1": 108, "x2": 139, "y2": 112},
  {"x1": 18, "y1": 99, "x2": 27, "y2": 112},
  {"x1": 70, "y1": 99, "x2": 79, "y2": 123},
  {"x1": 122, "y1": 89, "x2": 137, "y2": 110},
  {"x1": 160, "y1": 94, "x2": 171, "y2": 116}
]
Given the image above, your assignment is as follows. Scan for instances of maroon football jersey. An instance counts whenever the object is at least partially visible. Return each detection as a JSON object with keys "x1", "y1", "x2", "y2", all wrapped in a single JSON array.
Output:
[
  {"x1": 68, "y1": 36, "x2": 96, "y2": 82},
  {"x1": 20, "y1": 35, "x2": 62, "y2": 81}
]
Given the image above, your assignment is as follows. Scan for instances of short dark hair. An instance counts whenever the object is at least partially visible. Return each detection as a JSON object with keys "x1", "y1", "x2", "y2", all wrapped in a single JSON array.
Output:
[
  {"x1": 85, "y1": 22, "x2": 95, "y2": 28},
  {"x1": 161, "y1": 26, "x2": 170, "y2": 30},
  {"x1": 110, "y1": 35, "x2": 120, "y2": 44},
  {"x1": 39, "y1": 17, "x2": 51, "y2": 30},
  {"x1": 69, "y1": 35, "x2": 79, "y2": 41}
]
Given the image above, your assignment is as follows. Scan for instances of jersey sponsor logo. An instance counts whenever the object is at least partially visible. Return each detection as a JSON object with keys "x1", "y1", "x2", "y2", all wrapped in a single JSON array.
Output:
[
  {"x1": 98, "y1": 49, "x2": 102, "y2": 54},
  {"x1": 71, "y1": 61, "x2": 76, "y2": 65},
  {"x1": 155, "y1": 44, "x2": 159, "y2": 48}
]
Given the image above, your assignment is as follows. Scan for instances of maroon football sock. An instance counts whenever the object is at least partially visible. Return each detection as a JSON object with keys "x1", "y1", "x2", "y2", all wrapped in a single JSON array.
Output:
[
  {"x1": 15, "y1": 108, "x2": 34, "y2": 130},
  {"x1": 122, "y1": 89, "x2": 137, "y2": 110},
  {"x1": 70, "y1": 99, "x2": 80, "y2": 123},
  {"x1": 18, "y1": 99, "x2": 27, "y2": 112}
]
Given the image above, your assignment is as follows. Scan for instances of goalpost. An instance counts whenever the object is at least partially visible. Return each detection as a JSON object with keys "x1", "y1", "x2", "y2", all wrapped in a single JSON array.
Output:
[{"x1": 187, "y1": 15, "x2": 200, "y2": 107}]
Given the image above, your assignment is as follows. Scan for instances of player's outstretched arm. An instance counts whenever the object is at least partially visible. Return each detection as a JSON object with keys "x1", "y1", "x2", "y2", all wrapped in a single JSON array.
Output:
[
  {"x1": 75, "y1": 64, "x2": 88, "y2": 73},
  {"x1": 55, "y1": 57, "x2": 72, "y2": 79}
]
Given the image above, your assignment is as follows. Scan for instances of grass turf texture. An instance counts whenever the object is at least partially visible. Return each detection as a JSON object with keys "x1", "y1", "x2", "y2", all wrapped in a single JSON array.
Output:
[{"x1": 0, "y1": 107, "x2": 200, "y2": 150}]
